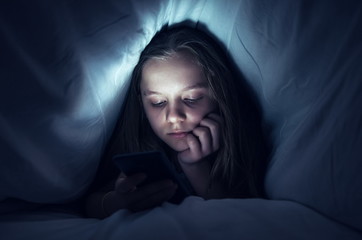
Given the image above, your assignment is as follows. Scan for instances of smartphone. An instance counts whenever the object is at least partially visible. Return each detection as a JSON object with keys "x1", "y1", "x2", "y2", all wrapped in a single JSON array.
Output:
[{"x1": 112, "y1": 151, "x2": 194, "y2": 203}]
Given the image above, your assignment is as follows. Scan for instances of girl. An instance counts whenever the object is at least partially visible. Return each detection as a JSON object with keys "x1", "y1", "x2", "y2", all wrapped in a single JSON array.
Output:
[{"x1": 85, "y1": 26, "x2": 267, "y2": 218}]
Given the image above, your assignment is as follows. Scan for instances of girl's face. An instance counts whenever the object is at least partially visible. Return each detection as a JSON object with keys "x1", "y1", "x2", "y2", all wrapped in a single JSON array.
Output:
[{"x1": 140, "y1": 51, "x2": 217, "y2": 152}]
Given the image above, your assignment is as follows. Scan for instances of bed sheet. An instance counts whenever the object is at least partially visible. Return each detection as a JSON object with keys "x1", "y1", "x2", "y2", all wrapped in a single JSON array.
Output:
[
  {"x1": 1, "y1": 197, "x2": 361, "y2": 240},
  {"x1": 1, "y1": 0, "x2": 361, "y2": 239}
]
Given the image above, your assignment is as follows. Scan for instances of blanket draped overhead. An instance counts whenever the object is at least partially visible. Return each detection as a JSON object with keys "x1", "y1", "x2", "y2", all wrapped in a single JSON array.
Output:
[{"x1": 1, "y1": 0, "x2": 361, "y2": 239}]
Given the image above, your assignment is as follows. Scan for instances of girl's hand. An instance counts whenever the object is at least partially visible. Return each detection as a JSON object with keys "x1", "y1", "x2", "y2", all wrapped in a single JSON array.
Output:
[
  {"x1": 178, "y1": 113, "x2": 222, "y2": 164},
  {"x1": 103, "y1": 173, "x2": 177, "y2": 215}
]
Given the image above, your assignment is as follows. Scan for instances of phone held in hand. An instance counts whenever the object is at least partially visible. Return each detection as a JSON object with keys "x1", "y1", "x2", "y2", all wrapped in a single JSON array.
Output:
[{"x1": 112, "y1": 151, "x2": 194, "y2": 204}]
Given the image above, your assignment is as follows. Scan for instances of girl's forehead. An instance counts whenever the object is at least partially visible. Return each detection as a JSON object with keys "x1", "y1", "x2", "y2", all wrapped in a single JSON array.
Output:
[
  {"x1": 145, "y1": 50, "x2": 199, "y2": 68},
  {"x1": 140, "y1": 51, "x2": 207, "y2": 93}
]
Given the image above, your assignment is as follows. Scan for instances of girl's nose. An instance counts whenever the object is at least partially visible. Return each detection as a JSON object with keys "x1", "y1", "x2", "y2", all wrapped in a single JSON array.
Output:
[{"x1": 166, "y1": 104, "x2": 186, "y2": 123}]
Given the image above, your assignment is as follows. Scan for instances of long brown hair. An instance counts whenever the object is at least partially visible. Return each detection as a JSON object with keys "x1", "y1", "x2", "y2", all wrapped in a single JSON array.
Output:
[{"x1": 106, "y1": 26, "x2": 266, "y2": 198}]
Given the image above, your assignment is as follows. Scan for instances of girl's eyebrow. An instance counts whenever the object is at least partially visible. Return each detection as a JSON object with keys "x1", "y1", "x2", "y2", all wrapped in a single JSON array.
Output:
[
  {"x1": 182, "y1": 82, "x2": 208, "y2": 91},
  {"x1": 143, "y1": 90, "x2": 160, "y2": 96},
  {"x1": 143, "y1": 82, "x2": 208, "y2": 96}
]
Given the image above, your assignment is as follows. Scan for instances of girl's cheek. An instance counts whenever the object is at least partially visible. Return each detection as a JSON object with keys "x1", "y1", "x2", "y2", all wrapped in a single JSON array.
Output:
[
  {"x1": 147, "y1": 109, "x2": 164, "y2": 125},
  {"x1": 187, "y1": 109, "x2": 207, "y2": 123},
  {"x1": 192, "y1": 103, "x2": 215, "y2": 121}
]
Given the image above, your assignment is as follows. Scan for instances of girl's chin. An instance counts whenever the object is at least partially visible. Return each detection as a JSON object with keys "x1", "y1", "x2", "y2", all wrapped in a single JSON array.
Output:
[{"x1": 166, "y1": 141, "x2": 189, "y2": 152}]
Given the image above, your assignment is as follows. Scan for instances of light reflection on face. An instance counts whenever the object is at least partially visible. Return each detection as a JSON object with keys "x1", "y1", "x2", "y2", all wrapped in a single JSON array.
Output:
[{"x1": 140, "y1": 51, "x2": 216, "y2": 152}]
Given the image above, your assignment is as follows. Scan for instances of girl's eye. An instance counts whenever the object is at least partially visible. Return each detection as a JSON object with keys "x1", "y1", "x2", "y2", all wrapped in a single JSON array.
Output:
[
  {"x1": 183, "y1": 96, "x2": 203, "y2": 104},
  {"x1": 151, "y1": 101, "x2": 166, "y2": 107}
]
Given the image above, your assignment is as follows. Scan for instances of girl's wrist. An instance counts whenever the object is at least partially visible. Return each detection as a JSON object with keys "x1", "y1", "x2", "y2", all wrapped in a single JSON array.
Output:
[
  {"x1": 178, "y1": 158, "x2": 208, "y2": 170},
  {"x1": 177, "y1": 154, "x2": 210, "y2": 167},
  {"x1": 178, "y1": 158, "x2": 212, "y2": 197}
]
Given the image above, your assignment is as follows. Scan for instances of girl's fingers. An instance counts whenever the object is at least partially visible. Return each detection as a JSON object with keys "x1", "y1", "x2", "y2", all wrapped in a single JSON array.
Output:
[
  {"x1": 115, "y1": 173, "x2": 147, "y2": 194},
  {"x1": 130, "y1": 179, "x2": 175, "y2": 199},
  {"x1": 178, "y1": 114, "x2": 222, "y2": 163},
  {"x1": 186, "y1": 133, "x2": 202, "y2": 160},
  {"x1": 110, "y1": 179, "x2": 177, "y2": 212},
  {"x1": 192, "y1": 126, "x2": 212, "y2": 154},
  {"x1": 199, "y1": 114, "x2": 221, "y2": 151},
  {"x1": 177, "y1": 133, "x2": 202, "y2": 163},
  {"x1": 129, "y1": 182, "x2": 177, "y2": 212}
]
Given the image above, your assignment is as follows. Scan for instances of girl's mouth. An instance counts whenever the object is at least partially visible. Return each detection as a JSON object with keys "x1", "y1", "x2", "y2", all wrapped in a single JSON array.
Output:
[{"x1": 167, "y1": 131, "x2": 189, "y2": 139}]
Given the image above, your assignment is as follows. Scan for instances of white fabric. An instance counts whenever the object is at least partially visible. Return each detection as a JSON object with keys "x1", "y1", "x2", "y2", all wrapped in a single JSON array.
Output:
[
  {"x1": 0, "y1": 0, "x2": 361, "y2": 239},
  {"x1": 1, "y1": 197, "x2": 361, "y2": 240}
]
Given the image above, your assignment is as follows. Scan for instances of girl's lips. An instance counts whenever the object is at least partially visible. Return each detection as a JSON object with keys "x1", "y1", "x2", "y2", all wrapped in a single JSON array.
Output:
[{"x1": 168, "y1": 132, "x2": 188, "y2": 139}]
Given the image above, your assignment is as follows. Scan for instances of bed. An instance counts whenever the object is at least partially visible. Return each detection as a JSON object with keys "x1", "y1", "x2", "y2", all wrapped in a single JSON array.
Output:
[{"x1": 1, "y1": 0, "x2": 361, "y2": 239}]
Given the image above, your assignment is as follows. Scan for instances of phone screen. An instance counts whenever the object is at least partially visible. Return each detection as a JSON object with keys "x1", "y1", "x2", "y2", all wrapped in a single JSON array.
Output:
[{"x1": 112, "y1": 151, "x2": 194, "y2": 203}]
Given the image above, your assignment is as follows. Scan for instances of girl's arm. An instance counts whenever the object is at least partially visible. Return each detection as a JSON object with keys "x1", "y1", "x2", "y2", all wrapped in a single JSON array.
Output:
[
  {"x1": 177, "y1": 113, "x2": 226, "y2": 199},
  {"x1": 178, "y1": 159, "x2": 225, "y2": 199}
]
